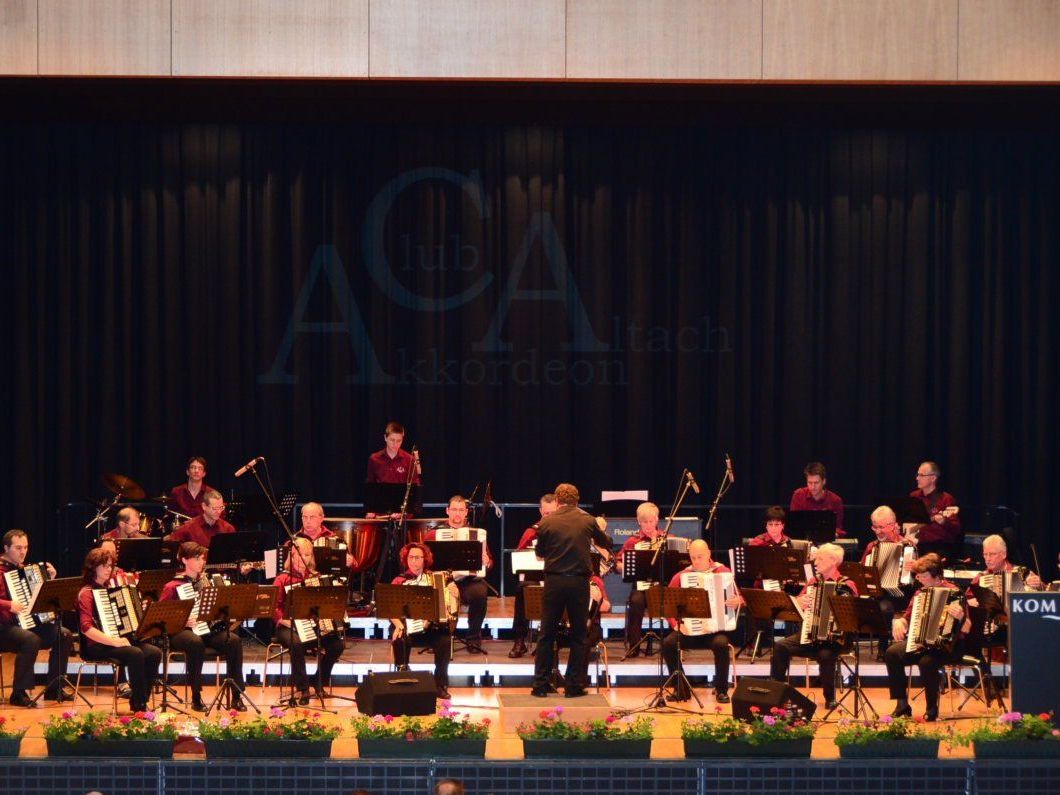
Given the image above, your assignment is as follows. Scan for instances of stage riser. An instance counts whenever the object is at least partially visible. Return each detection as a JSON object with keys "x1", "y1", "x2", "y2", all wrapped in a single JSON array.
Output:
[{"x1": 1, "y1": 759, "x2": 1057, "y2": 795}]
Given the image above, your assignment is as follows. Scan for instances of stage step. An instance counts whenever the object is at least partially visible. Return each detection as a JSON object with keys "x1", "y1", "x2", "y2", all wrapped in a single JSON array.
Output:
[{"x1": 498, "y1": 692, "x2": 613, "y2": 733}]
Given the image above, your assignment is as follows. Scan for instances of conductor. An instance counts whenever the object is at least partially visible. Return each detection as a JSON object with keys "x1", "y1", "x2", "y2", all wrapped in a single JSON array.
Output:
[{"x1": 531, "y1": 482, "x2": 613, "y2": 698}]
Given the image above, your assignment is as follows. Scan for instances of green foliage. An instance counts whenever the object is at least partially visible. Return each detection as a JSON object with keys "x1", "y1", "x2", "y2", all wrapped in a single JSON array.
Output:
[
  {"x1": 42, "y1": 710, "x2": 178, "y2": 742},
  {"x1": 516, "y1": 708, "x2": 653, "y2": 741},
  {"x1": 681, "y1": 706, "x2": 815, "y2": 746},
  {"x1": 952, "y1": 711, "x2": 1059, "y2": 747},
  {"x1": 350, "y1": 702, "x2": 491, "y2": 740},
  {"x1": 834, "y1": 715, "x2": 947, "y2": 747},
  {"x1": 198, "y1": 707, "x2": 340, "y2": 741},
  {"x1": 0, "y1": 715, "x2": 26, "y2": 740}
]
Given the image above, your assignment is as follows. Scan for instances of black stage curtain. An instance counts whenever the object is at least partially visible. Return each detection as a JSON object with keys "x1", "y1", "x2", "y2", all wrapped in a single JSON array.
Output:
[{"x1": 2, "y1": 105, "x2": 1058, "y2": 572}]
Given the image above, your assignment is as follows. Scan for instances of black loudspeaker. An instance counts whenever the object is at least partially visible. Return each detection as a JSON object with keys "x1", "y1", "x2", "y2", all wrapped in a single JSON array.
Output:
[
  {"x1": 355, "y1": 671, "x2": 437, "y2": 716},
  {"x1": 732, "y1": 677, "x2": 817, "y2": 721}
]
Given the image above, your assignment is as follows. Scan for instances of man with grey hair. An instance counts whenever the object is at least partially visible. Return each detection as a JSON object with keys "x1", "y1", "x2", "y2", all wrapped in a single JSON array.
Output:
[
  {"x1": 616, "y1": 501, "x2": 663, "y2": 656},
  {"x1": 860, "y1": 505, "x2": 917, "y2": 657},
  {"x1": 769, "y1": 543, "x2": 857, "y2": 709}
]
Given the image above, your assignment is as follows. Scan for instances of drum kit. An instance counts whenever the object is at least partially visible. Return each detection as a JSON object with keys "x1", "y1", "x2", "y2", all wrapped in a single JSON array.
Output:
[{"x1": 85, "y1": 472, "x2": 190, "y2": 538}]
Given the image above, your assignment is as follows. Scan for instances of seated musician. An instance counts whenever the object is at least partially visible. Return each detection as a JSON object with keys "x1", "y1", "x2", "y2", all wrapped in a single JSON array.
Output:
[
  {"x1": 615, "y1": 501, "x2": 664, "y2": 657},
  {"x1": 768, "y1": 543, "x2": 857, "y2": 709},
  {"x1": 748, "y1": 506, "x2": 793, "y2": 547},
  {"x1": 292, "y1": 502, "x2": 354, "y2": 569},
  {"x1": 76, "y1": 547, "x2": 161, "y2": 712},
  {"x1": 861, "y1": 505, "x2": 917, "y2": 656},
  {"x1": 508, "y1": 493, "x2": 559, "y2": 658},
  {"x1": 886, "y1": 553, "x2": 966, "y2": 721},
  {"x1": 422, "y1": 495, "x2": 493, "y2": 654},
  {"x1": 166, "y1": 490, "x2": 235, "y2": 548},
  {"x1": 789, "y1": 462, "x2": 846, "y2": 537},
  {"x1": 662, "y1": 539, "x2": 739, "y2": 703},
  {"x1": 390, "y1": 541, "x2": 459, "y2": 699},
  {"x1": 159, "y1": 542, "x2": 247, "y2": 712},
  {"x1": 168, "y1": 456, "x2": 214, "y2": 519},
  {"x1": 0, "y1": 529, "x2": 72, "y2": 706},
  {"x1": 101, "y1": 506, "x2": 150, "y2": 541},
  {"x1": 272, "y1": 538, "x2": 345, "y2": 705},
  {"x1": 97, "y1": 539, "x2": 138, "y2": 586}
]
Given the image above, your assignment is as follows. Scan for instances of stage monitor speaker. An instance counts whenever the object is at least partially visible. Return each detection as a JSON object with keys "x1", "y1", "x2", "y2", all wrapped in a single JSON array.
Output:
[
  {"x1": 355, "y1": 671, "x2": 437, "y2": 716},
  {"x1": 732, "y1": 677, "x2": 816, "y2": 721}
]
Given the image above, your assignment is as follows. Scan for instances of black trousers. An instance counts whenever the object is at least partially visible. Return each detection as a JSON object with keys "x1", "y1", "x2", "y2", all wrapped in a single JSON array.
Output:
[
  {"x1": 0, "y1": 621, "x2": 72, "y2": 694},
  {"x1": 534, "y1": 574, "x2": 589, "y2": 691},
  {"x1": 625, "y1": 588, "x2": 649, "y2": 648},
  {"x1": 275, "y1": 624, "x2": 345, "y2": 693},
  {"x1": 81, "y1": 638, "x2": 161, "y2": 708},
  {"x1": 456, "y1": 578, "x2": 488, "y2": 640},
  {"x1": 168, "y1": 627, "x2": 245, "y2": 696},
  {"x1": 662, "y1": 630, "x2": 732, "y2": 691},
  {"x1": 391, "y1": 626, "x2": 451, "y2": 690},
  {"x1": 770, "y1": 633, "x2": 844, "y2": 701},
  {"x1": 885, "y1": 639, "x2": 965, "y2": 709}
]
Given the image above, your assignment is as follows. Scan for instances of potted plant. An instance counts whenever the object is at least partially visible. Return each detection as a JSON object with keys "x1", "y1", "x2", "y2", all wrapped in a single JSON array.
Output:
[
  {"x1": 516, "y1": 707, "x2": 653, "y2": 759},
  {"x1": 199, "y1": 707, "x2": 341, "y2": 757},
  {"x1": 954, "y1": 711, "x2": 1060, "y2": 758},
  {"x1": 42, "y1": 710, "x2": 178, "y2": 757},
  {"x1": 682, "y1": 706, "x2": 816, "y2": 758},
  {"x1": 0, "y1": 715, "x2": 26, "y2": 757},
  {"x1": 352, "y1": 701, "x2": 490, "y2": 758},
  {"x1": 834, "y1": 714, "x2": 945, "y2": 758}
]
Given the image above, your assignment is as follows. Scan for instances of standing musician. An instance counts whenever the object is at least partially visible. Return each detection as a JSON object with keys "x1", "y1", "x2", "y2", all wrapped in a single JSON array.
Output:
[
  {"x1": 531, "y1": 482, "x2": 613, "y2": 699},
  {"x1": 508, "y1": 493, "x2": 559, "y2": 658},
  {"x1": 748, "y1": 506, "x2": 793, "y2": 547},
  {"x1": 101, "y1": 507, "x2": 150, "y2": 541},
  {"x1": 615, "y1": 501, "x2": 665, "y2": 657},
  {"x1": 886, "y1": 553, "x2": 966, "y2": 721},
  {"x1": 168, "y1": 456, "x2": 214, "y2": 519},
  {"x1": 789, "y1": 462, "x2": 846, "y2": 537},
  {"x1": 769, "y1": 543, "x2": 858, "y2": 709},
  {"x1": 76, "y1": 547, "x2": 161, "y2": 712},
  {"x1": 159, "y1": 542, "x2": 247, "y2": 712},
  {"x1": 910, "y1": 461, "x2": 962, "y2": 558},
  {"x1": 272, "y1": 538, "x2": 345, "y2": 705},
  {"x1": 422, "y1": 495, "x2": 493, "y2": 654},
  {"x1": 365, "y1": 421, "x2": 421, "y2": 518},
  {"x1": 167, "y1": 490, "x2": 235, "y2": 548},
  {"x1": 390, "y1": 541, "x2": 460, "y2": 699},
  {"x1": 0, "y1": 529, "x2": 72, "y2": 706},
  {"x1": 661, "y1": 539, "x2": 740, "y2": 703}
]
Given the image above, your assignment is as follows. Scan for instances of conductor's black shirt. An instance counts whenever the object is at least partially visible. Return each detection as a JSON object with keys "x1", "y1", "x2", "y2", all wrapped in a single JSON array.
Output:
[{"x1": 536, "y1": 505, "x2": 613, "y2": 576}]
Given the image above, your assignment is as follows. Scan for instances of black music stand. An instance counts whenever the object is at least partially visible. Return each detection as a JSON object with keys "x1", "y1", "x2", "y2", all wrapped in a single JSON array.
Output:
[
  {"x1": 207, "y1": 531, "x2": 268, "y2": 570},
  {"x1": 645, "y1": 585, "x2": 712, "y2": 711},
  {"x1": 824, "y1": 596, "x2": 886, "y2": 720},
  {"x1": 199, "y1": 584, "x2": 268, "y2": 716},
  {"x1": 731, "y1": 547, "x2": 806, "y2": 660},
  {"x1": 967, "y1": 586, "x2": 1011, "y2": 708},
  {"x1": 313, "y1": 547, "x2": 348, "y2": 578},
  {"x1": 115, "y1": 538, "x2": 163, "y2": 571},
  {"x1": 787, "y1": 511, "x2": 837, "y2": 545},
  {"x1": 425, "y1": 540, "x2": 486, "y2": 654},
  {"x1": 374, "y1": 581, "x2": 445, "y2": 701},
  {"x1": 523, "y1": 584, "x2": 564, "y2": 691},
  {"x1": 620, "y1": 548, "x2": 690, "y2": 660},
  {"x1": 839, "y1": 563, "x2": 884, "y2": 600},
  {"x1": 738, "y1": 588, "x2": 804, "y2": 661},
  {"x1": 136, "y1": 599, "x2": 195, "y2": 715},
  {"x1": 286, "y1": 585, "x2": 350, "y2": 711},
  {"x1": 135, "y1": 568, "x2": 180, "y2": 601},
  {"x1": 26, "y1": 577, "x2": 92, "y2": 707}
]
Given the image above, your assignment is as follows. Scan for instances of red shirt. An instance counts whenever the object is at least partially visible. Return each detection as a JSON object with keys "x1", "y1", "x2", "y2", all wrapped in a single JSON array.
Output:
[
  {"x1": 271, "y1": 571, "x2": 306, "y2": 623},
  {"x1": 860, "y1": 537, "x2": 912, "y2": 564},
  {"x1": 909, "y1": 489, "x2": 962, "y2": 544},
  {"x1": 665, "y1": 562, "x2": 733, "y2": 629},
  {"x1": 516, "y1": 526, "x2": 539, "y2": 550},
  {"x1": 159, "y1": 574, "x2": 198, "y2": 602},
  {"x1": 168, "y1": 482, "x2": 215, "y2": 518},
  {"x1": 76, "y1": 584, "x2": 100, "y2": 635},
  {"x1": 366, "y1": 448, "x2": 420, "y2": 485},
  {"x1": 169, "y1": 515, "x2": 236, "y2": 547},
  {"x1": 798, "y1": 574, "x2": 858, "y2": 599},
  {"x1": 101, "y1": 528, "x2": 149, "y2": 541},
  {"x1": 297, "y1": 525, "x2": 338, "y2": 543},
  {"x1": 748, "y1": 532, "x2": 792, "y2": 547},
  {"x1": 790, "y1": 487, "x2": 846, "y2": 537}
]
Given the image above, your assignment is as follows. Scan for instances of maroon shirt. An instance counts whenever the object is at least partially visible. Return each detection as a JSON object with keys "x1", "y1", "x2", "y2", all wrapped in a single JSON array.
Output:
[
  {"x1": 748, "y1": 532, "x2": 792, "y2": 547},
  {"x1": 76, "y1": 584, "x2": 101, "y2": 635},
  {"x1": 860, "y1": 536, "x2": 912, "y2": 564},
  {"x1": 168, "y1": 482, "x2": 215, "y2": 518},
  {"x1": 101, "y1": 528, "x2": 149, "y2": 541},
  {"x1": 296, "y1": 525, "x2": 339, "y2": 543},
  {"x1": 159, "y1": 574, "x2": 198, "y2": 602},
  {"x1": 516, "y1": 526, "x2": 539, "y2": 550},
  {"x1": 271, "y1": 571, "x2": 305, "y2": 623},
  {"x1": 798, "y1": 574, "x2": 858, "y2": 599},
  {"x1": 666, "y1": 562, "x2": 732, "y2": 629},
  {"x1": 366, "y1": 448, "x2": 420, "y2": 485},
  {"x1": 790, "y1": 487, "x2": 846, "y2": 537},
  {"x1": 909, "y1": 489, "x2": 961, "y2": 544},
  {"x1": 169, "y1": 515, "x2": 236, "y2": 547}
]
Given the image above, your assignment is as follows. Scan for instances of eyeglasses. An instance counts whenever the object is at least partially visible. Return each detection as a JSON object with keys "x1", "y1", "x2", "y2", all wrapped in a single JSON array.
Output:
[{"x1": 916, "y1": 472, "x2": 936, "y2": 478}]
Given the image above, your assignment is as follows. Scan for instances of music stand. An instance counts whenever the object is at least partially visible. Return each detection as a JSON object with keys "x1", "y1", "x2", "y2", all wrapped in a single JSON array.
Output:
[
  {"x1": 787, "y1": 511, "x2": 837, "y2": 545},
  {"x1": 738, "y1": 588, "x2": 804, "y2": 662},
  {"x1": 374, "y1": 582, "x2": 445, "y2": 701},
  {"x1": 621, "y1": 549, "x2": 690, "y2": 660},
  {"x1": 287, "y1": 585, "x2": 351, "y2": 711},
  {"x1": 839, "y1": 563, "x2": 884, "y2": 600},
  {"x1": 731, "y1": 546, "x2": 807, "y2": 586},
  {"x1": 313, "y1": 547, "x2": 348, "y2": 578},
  {"x1": 115, "y1": 538, "x2": 163, "y2": 571},
  {"x1": 136, "y1": 599, "x2": 195, "y2": 714},
  {"x1": 26, "y1": 577, "x2": 93, "y2": 707},
  {"x1": 199, "y1": 585, "x2": 270, "y2": 715},
  {"x1": 135, "y1": 568, "x2": 180, "y2": 601},
  {"x1": 644, "y1": 585, "x2": 711, "y2": 711},
  {"x1": 364, "y1": 482, "x2": 421, "y2": 517},
  {"x1": 824, "y1": 596, "x2": 887, "y2": 720},
  {"x1": 523, "y1": 585, "x2": 565, "y2": 691},
  {"x1": 207, "y1": 531, "x2": 268, "y2": 569},
  {"x1": 425, "y1": 539, "x2": 486, "y2": 654}
]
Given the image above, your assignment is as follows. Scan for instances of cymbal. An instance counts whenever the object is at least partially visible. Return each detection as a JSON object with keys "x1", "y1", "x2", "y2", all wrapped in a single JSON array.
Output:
[{"x1": 101, "y1": 472, "x2": 146, "y2": 501}]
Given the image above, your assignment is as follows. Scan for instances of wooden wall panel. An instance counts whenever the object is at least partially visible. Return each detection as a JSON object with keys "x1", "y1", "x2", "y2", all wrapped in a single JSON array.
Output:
[
  {"x1": 0, "y1": 0, "x2": 37, "y2": 75},
  {"x1": 38, "y1": 0, "x2": 171, "y2": 76},
  {"x1": 173, "y1": 0, "x2": 368, "y2": 77},
  {"x1": 566, "y1": 0, "x2": 761, "y2": 79},
  {"x1": 959, "y1": 0, "x2": 1060, "y2": 81},
  {"x1": 763, "y1": 0, "x2": 958, "y2": 80},
  {"x1": 370, "y1": 0, "x2": 565, "y2": 78}
]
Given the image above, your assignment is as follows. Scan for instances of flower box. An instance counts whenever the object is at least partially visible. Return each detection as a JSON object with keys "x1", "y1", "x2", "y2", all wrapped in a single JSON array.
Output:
[
  {"x1": 684, "y1": 737, "x2": 813, "y2": 758},
  {"x1": 839, "y1": 739, "x2": 939, "y2": 759},
  {"x1": 358, "y1": 738, "x2": 486, "y2": 758},
  {"x1": 522, "y1": 738, "x2": 651, "y2": 759},
  {"x1": 206, "y1": 738, "x2": 333, "y2": 758},
  {"x1": 973, "y1": 740, "x2": 1060, "y2": 759},
  {"x1": 0, "y1": 737, "x2": 23, "y2": 757},
  {"x1": 46, "y1": 738, "x2": 174, "y2": 758}
]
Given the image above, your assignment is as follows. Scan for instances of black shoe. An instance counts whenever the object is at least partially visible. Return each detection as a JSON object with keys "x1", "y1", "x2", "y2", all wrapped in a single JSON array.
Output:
[
  {"x1": 190, "y1": 698, "x2": 207, "y2": 712},
  {"x1": 715, "y1": 690, "x2": 730, "y2": 704},
  {"x1": 825, "y1": 699, "x2": 839, "y2": 710},
  {"x1": 436, "y1": 687, "x2": 451, "y2": 700},
  {"x1": 118, "y1": 684, "x2": 132, "y2": 699},
  {"x1": 9, "y1": 691, "x2": 37, "y2": 708},
  {"x1": 565, "y1": 687, "x2": 587, "y2": 698},
  {"x1": 924, "y1": 707, "x2": 939, "y2": 722},
  {"x1": 297, "y1": 691, "x2": 310, "y2": 706},
  {"x1": 670, "y1": 688, "x2": 691, "y2": 703},
  {"x1": 44, "y1": 688, "x2": 72, "y2": 703},
  {"x1": 508, "y1": 640, "x2": 528, "y2": 659},
  {"x1": 530, "y1": 687, "x2": 550, "y2": 698},
  {"x1": 130, "y1": 701, "x2": 148, "y2": 713},
  {"x1": 891, "y1": 701, "x2": 912, "y2": 718},
  {"x1": 231, "y1": 698, "x2": 248, "y2": 712}
]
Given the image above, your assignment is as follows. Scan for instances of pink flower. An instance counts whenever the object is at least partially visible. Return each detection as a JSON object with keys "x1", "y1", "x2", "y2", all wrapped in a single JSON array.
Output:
[
  {"x1": 119, "y1": 716, "x2": 132, "y2": 725},
  {"x1": 482, "y1": 718, "x2": 491, "y2": 725},
  {"x1": 271, "y1": 707, "x2": 286, "y2": 719},
  {"x1": 539, "y1": 710, "x2": 551, "y2": 720},
  {"x1": 750, "y1": 706, "x2": 760, "y2": 714},
  {"x1": 219, "y1": 718, "x2": 230, "y2": 728},
  {"x1": 441, "y1": 699, "x2": 452, "y2": 708},
  {"x1": 762, "y1": 716, "x2": 776, "y2": 726},
  {"x1": 606, "y1": 715, "x2": 617, "y2": 724},
  {"x1": 880, "y1": 715, "x2": 893, "y2": 724},
  {"x1": 545, "y1": 711, "x2": 558, "y2": 721},
  {"x1": 143, "y1": 711, "x2": 156, "y2": 721},
  {"x1": 61, "y1": 711, "x2": 76, "y2": 720},
  {"x1": 383, "y1": 714, "x2": 394, "y2": 724},
  {"x1": 554, "y1": 705, "x2": 564, "y2": 714}
]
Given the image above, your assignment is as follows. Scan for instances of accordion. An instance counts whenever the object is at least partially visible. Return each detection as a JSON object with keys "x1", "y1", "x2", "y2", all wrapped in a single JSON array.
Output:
[
  {"x1": 402, "y1": 572, "x2": 458, "y2": 635},
  {"x1": 4, "y1": 563, "x2": 55, "y2": 630},
  {"x1": 678, "y1": 571, "x2": 738, "y2": 635},
  {"x1": 287, "y1": 574, "x2": 346, "y2": 643},
  {"x1": 906, "y1": 586, "x2": 960, "y2": 653},
  {"x1": 93, "y1": 585, "x2": 144, "y2": 641},
  {"x1": 798, "y1": 581, "x2": 839, "y2": 644},
  {"x1": 867, "y1": 541, "x2": 913, "y2": 597}
]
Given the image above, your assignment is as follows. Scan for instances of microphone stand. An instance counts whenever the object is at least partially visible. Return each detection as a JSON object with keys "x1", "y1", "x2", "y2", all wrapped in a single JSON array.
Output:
[
  {"x1": 704, "y1": 462, "x2": 734, "y2": 551},
  {"x1": 245, "y1": 460, "x2": 296, "y2": 544}
]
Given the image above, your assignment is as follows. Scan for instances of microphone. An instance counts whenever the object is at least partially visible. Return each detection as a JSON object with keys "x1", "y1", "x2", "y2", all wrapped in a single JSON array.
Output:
[
  {"x1": 686, "y1": 470, "x2": 702, "y2": 495},
  {"x1": 234, "y1": 456, "x2": 264, "y2": 478},
  {"x1": 725, "y1": 454, "x2": 735, "y2": 484},
  {"x1": 412, "y1": 446, "x2": 422, "y2": 477}
]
